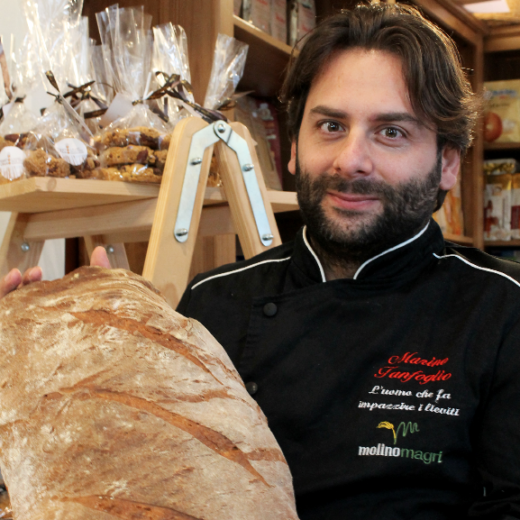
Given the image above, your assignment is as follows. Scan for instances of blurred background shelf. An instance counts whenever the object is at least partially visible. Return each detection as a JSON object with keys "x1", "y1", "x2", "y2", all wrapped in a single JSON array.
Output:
[
  {"x1": 484, "y1": 142, "x2": 520, "y2": 151},
  {"x1": 233, "y1": 15, "x2": 295, "y2": 98}
]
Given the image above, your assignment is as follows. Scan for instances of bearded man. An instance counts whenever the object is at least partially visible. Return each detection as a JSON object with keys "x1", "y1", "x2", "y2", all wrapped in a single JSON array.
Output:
[
  {"x1": 2, "y1": 3, "x2": 520, "y2": 519},
  {"x1": 176, "y1": 5, "x2": 520, "y2": 519}
]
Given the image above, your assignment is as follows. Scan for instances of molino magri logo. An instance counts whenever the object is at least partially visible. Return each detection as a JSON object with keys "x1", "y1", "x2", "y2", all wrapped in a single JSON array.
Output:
[{"x1": 357, "y1": 421, "x2": 443, "y2": 464}]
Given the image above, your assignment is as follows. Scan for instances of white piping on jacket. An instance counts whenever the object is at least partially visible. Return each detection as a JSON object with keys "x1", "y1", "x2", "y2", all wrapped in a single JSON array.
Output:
[
  {"x1": 191, "y1": 256, "x2": 292, "y2": 291},
  {"x1": 433, "y1": 252, "x2": 520, "y2": 290},
  {"x1": 352, "y1": 222, "x2": 431, "y2": 280},
  {"x1": 302, "y1": 226, "x2": 327, "y2": 283}
]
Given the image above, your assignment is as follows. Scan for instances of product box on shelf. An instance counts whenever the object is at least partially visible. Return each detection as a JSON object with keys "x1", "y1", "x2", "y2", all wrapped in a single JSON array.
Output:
[
  {"x1": 289, "y1": 0, "x2": 316, "y2": 48},
  {"x1": 271, "y1": 0, "x2": 288, "y2": 44},
  {"x1": 484, "y1": 173, "x2": 512, "y2": 241},
  {"x1": 483, "y1": 79, "x2": 520, "y2": 144},
  {"x1": 242, "y1": 0, "x2": 271, "y2": 34}
]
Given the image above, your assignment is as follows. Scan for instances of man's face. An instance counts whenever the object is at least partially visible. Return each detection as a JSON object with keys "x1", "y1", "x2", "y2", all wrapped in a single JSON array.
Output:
[{"x1": 288, "y1": 49, "x2": 460, "y2": 256}]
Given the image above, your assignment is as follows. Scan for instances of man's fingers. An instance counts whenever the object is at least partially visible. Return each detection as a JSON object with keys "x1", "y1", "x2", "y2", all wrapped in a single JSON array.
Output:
[
  {"x1": 20, "y1": 266, "x2": 43, "y2": 287},
  {"x1": 90, "y1": 246, "x2": 111, "y2": 268},
  {"x1": 0, "y1": 269, "x2": 22, "y2": 299}
]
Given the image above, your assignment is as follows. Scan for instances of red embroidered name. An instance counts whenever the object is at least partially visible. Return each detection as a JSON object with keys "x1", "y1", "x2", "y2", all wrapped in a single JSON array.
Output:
[
  {"x1": 387, "y1": 352, "x2": 448, "y2": 367},
  {"x1": 374, "y1": 352, "x2": 452, "y2": 384}
]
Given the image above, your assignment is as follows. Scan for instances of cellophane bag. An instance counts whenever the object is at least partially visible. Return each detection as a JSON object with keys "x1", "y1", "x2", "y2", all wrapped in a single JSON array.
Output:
[
  {"x1": 203, "y1": 34, "x2": 248, "y2": 111},
  {"x1": 0, "y1": 34, "x2": 40, "y2": 183},
  {"x1": 93, "y1": 5, "x2": 170, "y2": 183},
  {"x1": 62, "y1": 17, "x2": 109, "y2": 136},
  {"x1": 151, "y1": 23, "x2": 193, "y2": 128},
  {"x1": 203, "y1": 34, "x2": 248, "y2": 187},
  {"x1": 80, "y1": 43, "x2": 115, "y2": 135},
  {"x1": 21, "y1": 0, "x2": 100, "y2": 180}
]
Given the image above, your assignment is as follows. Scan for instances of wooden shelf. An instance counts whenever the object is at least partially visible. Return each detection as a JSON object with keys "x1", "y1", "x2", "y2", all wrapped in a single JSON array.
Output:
[
  {"x1": 485, "y1": 240, "x2": 520, "y2": 247},
  {"x1": 233, "y1": 15, "x2": 296, "y2": 98},
  {"x1": 0, "y1": 178, "x2": 160, "y2": 213},
  {"x1": 0, "y1": 178, "x2": 299, "y2": 215},
  {"x1": 444, "y1": 233, "x2": 474, "y2": 245},
  {"x1": 485, "y1": 26, "x2": 520, "y2": 53},
  {"x1": 484, "y1": 142, "x2": 520, "y2": 151}
]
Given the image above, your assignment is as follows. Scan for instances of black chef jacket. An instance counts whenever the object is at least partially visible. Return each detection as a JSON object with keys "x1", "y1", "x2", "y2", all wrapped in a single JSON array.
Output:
[{"x1": 177, "y1": 220, "x2": 520, "y2": 519}]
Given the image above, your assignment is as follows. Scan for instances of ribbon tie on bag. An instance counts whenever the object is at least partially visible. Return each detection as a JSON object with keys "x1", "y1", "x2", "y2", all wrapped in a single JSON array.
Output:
[
  {"x1": 64, "y1": 81, "x2": 110, "y2": 120},
  {"x1": 43, "y1": 70, "x2": 94, "y2": 141}
]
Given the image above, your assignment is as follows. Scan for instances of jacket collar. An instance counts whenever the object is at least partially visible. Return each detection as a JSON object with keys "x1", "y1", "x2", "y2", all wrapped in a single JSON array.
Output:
[{"x1": 289, "y1": 219, "x2": 445, "y2": 286}]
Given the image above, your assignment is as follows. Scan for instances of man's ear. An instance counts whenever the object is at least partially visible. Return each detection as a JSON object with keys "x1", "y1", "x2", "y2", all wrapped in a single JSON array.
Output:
[
  {"x1": 288, "y1": 140, "x2": 297, "y2": 176},
  {"x1": 439, "y1": 146, "x2": 460, "y2": 191}
]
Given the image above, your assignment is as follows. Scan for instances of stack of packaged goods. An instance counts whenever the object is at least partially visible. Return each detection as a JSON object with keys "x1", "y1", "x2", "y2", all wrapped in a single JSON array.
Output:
[
  {"x1": 483, "y1": 158, "x2": 520, "y2": 241},
  {"x1": 91, "y1": 6, "x2": 178, "y2": 184},
  {"x1": 237, "y1": 0, "x2": 315, "y2": 47},
  {"x1": 483, "y1": 79, "x2": 520, "y2": 144},
  {"x1": 15, "y1": 0, "x2": 101, "y2": 181},
  {"x1": 0, "y1": 1, "x2": 248, "y2": 186}
]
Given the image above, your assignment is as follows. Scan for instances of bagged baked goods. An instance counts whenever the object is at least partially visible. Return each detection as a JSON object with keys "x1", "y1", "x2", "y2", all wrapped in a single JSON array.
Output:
[
  {"x1": 93, "y1": 6, "x2": 176, "y2": 183},
  {"x1": 0, "y1": 34, "x2": 40, "y2": 183},
  {"x1": 20, "y1": 0, "x2": 100, "y2": 179},
  {"x1": 0, "y1": 267, "x2": 299, "y2": 520}
]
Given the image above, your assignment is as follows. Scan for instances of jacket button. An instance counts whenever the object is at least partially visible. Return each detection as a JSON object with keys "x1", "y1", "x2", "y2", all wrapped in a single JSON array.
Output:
[
  {"x1": 263, "y1": 302, "x2": 277, "y2": 317},
  {"x1": 246, "y1": 382, "x2": 258, "y2": 395}
]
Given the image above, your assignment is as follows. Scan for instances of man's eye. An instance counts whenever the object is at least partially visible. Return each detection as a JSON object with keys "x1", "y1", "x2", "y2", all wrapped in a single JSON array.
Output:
[
  {"x1": 320, "y1": 121, "x2": 342, "y2": 133},
  {"x1": 382, "y1": 127, "x2": 403, "y2": 139}
]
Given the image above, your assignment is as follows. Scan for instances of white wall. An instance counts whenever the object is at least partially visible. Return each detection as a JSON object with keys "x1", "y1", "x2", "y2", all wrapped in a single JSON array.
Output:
[{"x1": 0, "y1": 0, "x2": 65, "y2": 281}]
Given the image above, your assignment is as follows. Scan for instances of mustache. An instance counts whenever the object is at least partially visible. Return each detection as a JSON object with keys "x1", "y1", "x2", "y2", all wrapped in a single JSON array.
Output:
[{"x1": 309, "y1": 173, "x2": 396, "y2": 198}]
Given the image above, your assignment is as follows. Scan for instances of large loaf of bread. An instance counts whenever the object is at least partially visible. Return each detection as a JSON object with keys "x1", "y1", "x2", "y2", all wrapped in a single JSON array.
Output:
[{"x1": 0, "y1": 267, "x2": 299, "y2": 520}]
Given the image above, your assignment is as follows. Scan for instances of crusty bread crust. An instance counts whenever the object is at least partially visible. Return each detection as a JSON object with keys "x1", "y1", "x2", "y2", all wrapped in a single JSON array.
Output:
[{"x1": 0, "y1": 267, "x2": 298, "y2": 520}]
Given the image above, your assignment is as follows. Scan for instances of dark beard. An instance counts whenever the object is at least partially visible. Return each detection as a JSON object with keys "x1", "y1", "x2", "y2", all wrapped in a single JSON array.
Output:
[{"x1": 295, "y1": 154, "x2": 442, "y2": 271}]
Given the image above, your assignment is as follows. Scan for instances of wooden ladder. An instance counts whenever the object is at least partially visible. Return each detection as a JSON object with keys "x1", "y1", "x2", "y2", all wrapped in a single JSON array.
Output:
[{"x1": 0, "y1": 118, "x2": 288, "y2": 308}]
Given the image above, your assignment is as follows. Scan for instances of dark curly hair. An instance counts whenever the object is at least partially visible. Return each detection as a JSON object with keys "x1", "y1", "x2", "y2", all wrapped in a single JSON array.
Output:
[{"x1": 280, "y1": 3, "x2": 480, "y2": 156}]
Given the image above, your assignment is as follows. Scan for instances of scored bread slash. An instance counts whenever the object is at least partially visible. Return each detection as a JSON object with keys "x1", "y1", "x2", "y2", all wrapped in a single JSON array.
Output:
[{"x1": 0, "y1": 267, "x2": 299, "y2": 520}]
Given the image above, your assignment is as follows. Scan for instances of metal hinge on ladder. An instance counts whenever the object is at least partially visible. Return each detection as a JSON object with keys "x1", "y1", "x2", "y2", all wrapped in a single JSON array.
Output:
[{"x1": 173, "y1": 121, "x2": 274, "y2": 247}]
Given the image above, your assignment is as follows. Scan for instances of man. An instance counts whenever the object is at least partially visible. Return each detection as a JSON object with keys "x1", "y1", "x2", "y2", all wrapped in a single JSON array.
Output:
[
  {"x1": 177, "y1": 4, "x2": 520, "y2": 519},
  {"x1": 1, "y1": 3, "x2": 519, "y2": 518}
]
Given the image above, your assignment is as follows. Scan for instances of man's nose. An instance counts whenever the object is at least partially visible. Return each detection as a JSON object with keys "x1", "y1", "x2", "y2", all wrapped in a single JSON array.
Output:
[{"x1": 331, "y1": 128, "x2": 374, "y2": 178}]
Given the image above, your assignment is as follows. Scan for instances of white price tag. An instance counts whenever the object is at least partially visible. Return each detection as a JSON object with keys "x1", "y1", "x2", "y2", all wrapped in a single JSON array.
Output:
[
  {"x1": 55, "y1": 138, "x2": 88, "y2": 166},
  {"x1": 0, "y1": 146, "x2": 26, "y2": 180}
]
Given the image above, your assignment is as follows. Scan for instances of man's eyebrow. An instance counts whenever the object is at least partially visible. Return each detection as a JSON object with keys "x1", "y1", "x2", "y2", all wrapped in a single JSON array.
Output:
[
  {"x1": 308, "y1": 106, "x2": 425, "y2": 127},
  {"x1": 308, "y1": 106, "x2": 347, "y2": 119},
  {"x1": 373, "y1": 113, "x2": 424, "y2": 126}
]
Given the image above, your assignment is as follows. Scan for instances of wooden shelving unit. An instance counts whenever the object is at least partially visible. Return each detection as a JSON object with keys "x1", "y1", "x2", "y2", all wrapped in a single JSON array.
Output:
[{"x1": 482, "y1": 30, "x2": 520, "y2": 251}]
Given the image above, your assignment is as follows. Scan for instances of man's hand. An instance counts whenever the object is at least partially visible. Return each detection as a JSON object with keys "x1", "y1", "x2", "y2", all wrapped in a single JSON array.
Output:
[
  {"x1": 0, "y1": 246, "x2": 112, "y2": 300},
  {"x1": 0, "y1": 266, "x2": 42, "y2": 299},
  {"x1": 90, "y1": 246, "x2": 111, "y2": 268}
]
